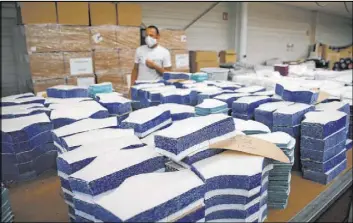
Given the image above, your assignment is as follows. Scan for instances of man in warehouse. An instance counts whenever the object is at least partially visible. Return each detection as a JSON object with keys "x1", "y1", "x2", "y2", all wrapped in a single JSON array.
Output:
[{"x1": 130, "y1": 25, "x2": 172, "y2": 85}]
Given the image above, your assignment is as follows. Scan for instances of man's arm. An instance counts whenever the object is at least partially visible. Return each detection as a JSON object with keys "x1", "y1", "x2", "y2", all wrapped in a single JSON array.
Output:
[{"x1": 146, "y1": 50, "x2": 172, "y2": 75}]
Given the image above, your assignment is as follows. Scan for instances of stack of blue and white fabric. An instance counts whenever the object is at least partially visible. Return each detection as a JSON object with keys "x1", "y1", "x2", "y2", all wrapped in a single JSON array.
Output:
[
  {"x1": 195, "y1": 99, "x2": 228, "y2": 116},
  {"x1": 214, "y1": 93, "x2": 251, "y2": 108},
  {"x1": 94, "y1": 170, "x2": 205, "y2": 222},
  {"x1": 2, "y1": 113, "x2": 56, "y2": 183},
  {"x1": 44, "y1": 97, "x2": 92, "y2": 108},
  {"x1": 254, "y1": 101, "x2": 295, "y2": 131},
  {"x1": 1, "y1": 103, "x2": 51, "y2": 119},
  {"x1": 251, "y1": 132, "x2": 295, "y2": 209},
  {"x1": 88, "y1": 82, "x2": 113, "y2": 97},
  {"x1": 189, "y1": 86, "x2": 221, "y2": 106},
  {"x1": 281, "y1": 86, "x2": 318, "y2": 104},
  {"x1": 163, "y1": 72, "x2": 191, "y2": 81},
  {"x1": 95, "y1": 92, "x2": 132, "y2": 122},
  {"x1": 300, "y1": 111, "x2": 348, "y2": 185},
  {"x1": 1, "y1": 184, "x2": 14, "y2": 222},
  {"x1": 252, "y1": 90, "x2": 275, "y2": 97},
  {"x1": 68, "y1": 146, "x2": 167, "y2": 221},
  {"x1": 191, "y1": 72, "x2": 208, "y2": 82},
  {"x1": 212, "y1": 81, "x2": 242, "y2": 91},
  {"x1": 46, "y1": 85, "x2": 89, "y2": 98},
  {"x1": 155, "y1": 114, "x2": 235, "y2": 162},
  {"x1": 232, "y1": 96, "x2": 271, "y2": 120},
  {"x1": 52, "y1": 117, "x2": 119, "y2": 154},
  {"x1": 272, "y1": 103, "x2": 314, "y2": 138},
  {"x1": 160, "y1": 89, "x2": 191, "y2": 105},
  {"x1": 1, "y1": 95, "x2": 45, "y2": 106},
  {"x1": 158, "y1": 103, "x2": 195, "y2": 121},
  {"x1": 120, "y1": 106, "x2": 172, "y2": 138},
  {"x1": 50, "y1": 101, "x2": 109, "y2": 129},
  {"x1": 191, "y1": 151, "x2": 272, "y2": 222},
  {"x1": 315, "y1": 101, "x2": 352, "y2": 150},
  {"x1": 197, "y1": 89, "x2": 234, "y2": 104},
  {"x1": 233, "y1": 118, "x2": 271, "y2": 135},
  {"x1": 143, "y1": 85, "x2": 177, "y2": 106},
  {"x1": 130, "y1": 83, "x2": 165, "y2": 108},
  {"x1": 235, "y1": 86, "x2": 266, "y2": 94}
]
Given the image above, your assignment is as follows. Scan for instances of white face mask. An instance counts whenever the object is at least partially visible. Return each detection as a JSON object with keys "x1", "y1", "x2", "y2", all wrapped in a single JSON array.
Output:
[{"x1": 145, "y1": 36, "x2": 157, "y2": 48}]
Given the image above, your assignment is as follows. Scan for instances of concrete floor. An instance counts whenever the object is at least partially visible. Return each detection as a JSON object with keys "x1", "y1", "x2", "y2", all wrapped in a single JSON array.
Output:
[{"x1": 7, "y1": 170, "x2": 69, "y2": 222}]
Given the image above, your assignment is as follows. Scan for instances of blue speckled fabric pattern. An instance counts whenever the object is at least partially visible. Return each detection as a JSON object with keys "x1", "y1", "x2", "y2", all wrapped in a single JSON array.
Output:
[
  {"x1": 282, "y1": 89, "x2": 318, "y2": 104},
  {"x1": 163, "y1": 72, "x2": 191, "y2": 81},
  {"x1": 300, "y1": 140, "x2": 346, "y2": 162},
  {"x1": 273, "y1": 104, "x2": 314, "y2": 127},
  {"x1": 47, "y1": 86, "x2": 89, "y2": 98}
]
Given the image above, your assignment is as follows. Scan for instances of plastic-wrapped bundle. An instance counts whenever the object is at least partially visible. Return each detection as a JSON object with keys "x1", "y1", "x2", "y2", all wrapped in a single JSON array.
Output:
[
  {"x1": 94, "y1": 170, "x2": 205, "y2": 222},
  {"x1": 158, "y1": 103, "x2": 195, "y2": 121},
  {"x1": 1, "y1": 184, "x2": 14, "y2": 222},
  {"x1": 1, "y1": 103, "x2": 51, "y2": 119},
  {"x1": 57, "y1": 128, "x2": 134, "y2": 153},
  {"x1": 160, "y1": 89, "x2": 191, "y2": 105},
  {"x1": 88, "y1": 82, "x2": 113, "y2": 97},
  {"x1": 2, "y1": 113, "x2": 56, "y2": 182},
  {"x1": 232, "y1": 96, "x2": 271, "y2": 120},
  {"x1": 50, "y1": 101, "x2": 109, "y2": 129},
  {"x1": 301, "y1": 111, "x2": 348, "y2": 185},
  {"x1": 47, "y1": 85, "x2": 89, "y2": 98},
  {"x1": 281, "y1": 86, "x2": 318, "y2": 104},
  {"x1": 120, "y1": 106, "x2": 172, "y2": 138},
  {"x1": 195, "y1": 99, "x2": 228, "y2": 116},
  {"x1": 254, "y1": 101, "x2": 295, "y2": 130},
  {"x1": 163, "y1": 72, "x2": 191, "y2": 81},
  {"x1": 214, "y1": 93, "x2": 251, "y2": 108},
  {"x1": 191, "y1": 72, "x2": 208, "y2": 82},
  {"x1": 273, "y1": 103, "x2": 314, "y2": 127},
  {"x1": 1, "y1": 96, "x2": 45, "y2": 106},
  {"x1": 235, "y1": 86, "x2": 266, "y2": 94},
  {"x1": 44, "y1": 97, "x2": 93, "y2": 107},
  {"x1": 191, "y1": 151, "x2": 272, "y2": 222},
  {"x1": 233, "y1": 118, "x2": 271, "y2": 135},
  {"x1": 251, "y1": 132, "x2": 295, "y2": 209},
  {"x1": 131, "y1": 83, "x2": 165, "y2": 101},
  {"x1": 155, "y1": 114, "x2": 235, "y2": 161},
  {"x1": 69, "y1": 146, "x2": 167, "y2": 221},
  {"x1": 95, "y1": 92, "x2": 132, "y2": 116}
]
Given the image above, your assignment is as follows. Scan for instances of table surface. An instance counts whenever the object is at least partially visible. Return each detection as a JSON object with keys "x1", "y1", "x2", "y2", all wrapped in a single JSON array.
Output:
[{"x1": 7, "y1": 149, "x2": 353, "y2": 222}]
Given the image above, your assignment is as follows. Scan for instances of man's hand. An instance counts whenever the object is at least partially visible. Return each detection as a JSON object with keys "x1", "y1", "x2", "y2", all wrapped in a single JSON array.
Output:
[{"x1": 145, "y1": 59, "x2": 156, "y2": 69}]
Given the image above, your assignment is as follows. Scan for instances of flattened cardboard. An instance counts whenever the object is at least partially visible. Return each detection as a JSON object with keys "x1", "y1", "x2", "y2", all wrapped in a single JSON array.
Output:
[
  {"x1": 57, "y1": 2, "x2": 89, "y2": 25},
  {"x1": 210, "y1": 135, "x2": 290, "y2": 163},
  {"x1": 20, "y1": 2, "x2": 57, "y2": 24},
  {"x1": 316, "y1": 91, "x2": 331, "y2": 104}
]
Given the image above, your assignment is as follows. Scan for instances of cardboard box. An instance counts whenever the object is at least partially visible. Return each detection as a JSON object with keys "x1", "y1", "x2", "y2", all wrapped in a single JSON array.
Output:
[
  {"x1": 159, "y1": 30, "x2": 187, "y2": 50},
  {"x1": 29, "y1": 53, "x2": 65, "y2": 79},
  {"x1": 117, "y1": 3, "x2": 142, "y2": 27},
  {"x1": 171, "y1": 50, "x2": 190, "y2": 72},
  {"x1": 339, "y1": 45, "x2": 353, "y2": 58},
  {"x1": 20, "y1": 2, "x2": 57, "y2": 24},
  {"x1": 195, "y1": 61, "x2": 220, "y2": 72},
  {"x1": 90, "y1": 2, "x2": 117, "y2": 25},
  {"x1": 25, "y1": 25, "x2": 61, "y2": 53},
  {"x1": 67, "y1": 74, "x2": 96, "y2": 86},
  {"x1": 57, "y1": 2, "x2": 89, "y2": 25},
  {"x1": 94, "y1": 50, "x2": 119, "y2": 75},
  {"x1": 327, "y1": 52, "x2": 341, "y2": 70},
  {"x1": 63, "y1": 52, "x2": 93, "y2": 75},
  {"x1": 116, "y1": 26, "x2": 140, "y2": 49},
  {"x1": 96, "y1": 73, "x2": 129, "y2": 94},
  {"x1": 90, "y1": 26, "x2": 117, "y2": 50},
  {"x1": 191, "y1": 51, "x2": 218, "y2": 62},
  {"x1": 32, "y1": 78, "x2": 66, "y2": 93},
  {"x1": 60, "y1": 26, "x2": 91, "y2": 52},
  {"x1": 118, "y1": 49, "x2": 135, "y2": 73},
  {"x1": 219, "y1": 50, "x2": 237, "y2": 63}
]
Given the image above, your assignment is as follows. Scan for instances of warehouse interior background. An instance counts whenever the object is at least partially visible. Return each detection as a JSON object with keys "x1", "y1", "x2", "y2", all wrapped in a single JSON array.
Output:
[{"x1": 1, "y1": 2, "x2": 352, "y2": 96}]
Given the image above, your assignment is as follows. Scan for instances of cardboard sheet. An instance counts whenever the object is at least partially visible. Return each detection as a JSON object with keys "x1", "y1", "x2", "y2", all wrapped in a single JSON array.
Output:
[{"x1": 210, "y1": 135, "x2": 290, "y2": 163}]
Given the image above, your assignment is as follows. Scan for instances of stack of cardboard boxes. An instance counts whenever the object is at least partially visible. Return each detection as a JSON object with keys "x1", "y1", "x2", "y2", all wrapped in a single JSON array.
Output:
[{"x1": 21, "y1": 2, "x2": 141, "y2": 95}]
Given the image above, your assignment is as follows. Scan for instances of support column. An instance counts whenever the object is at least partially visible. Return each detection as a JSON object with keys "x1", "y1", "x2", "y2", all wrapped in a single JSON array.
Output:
[
  {"x1": 238, "y1": 2, "x2": 248, "y2": 63},
  {"x1": 310, "y1": 11, "x2": 318, "y2": 45}
]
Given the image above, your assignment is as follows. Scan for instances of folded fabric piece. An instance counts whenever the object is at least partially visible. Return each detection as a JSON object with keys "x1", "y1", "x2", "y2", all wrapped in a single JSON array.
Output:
[
  {"x1": 57, "y1": 128, "x2": 135, "y2": 153},
  {"x1": 191, "y1": 72, "x2": 209, "y2": 82},
  {"x1": 131, "y1": 83, "x2": 165, "y2": 101},
  {"x1": 1, "y1": 96, "x2": 45, "y2": 106},
  {"x1": 191, "y1": 151, "x2": 271, "y2": 222},
  {"x1": 301, "y1": 140, "x2": 346, "y2": 162},
  {"x1": 47, "y1": 85, "x2": 89, "y2": 98},
  {"x1": 163, "y1": 72, "x2": 191, "y2": 81},
  {"x1": 50, "y1": 101, "x2": 109, "y2": 129},
  {"x1": 301, "y1": 149, "x2": 346, "y2": 173},
  {"x1": 281, "y1": 86, "x2": 318, "y2": 104},
  {"x1": 254, "y1": 101, "x2": 295, "y2": 129},
  {"x1": 233, "y1": 118, "x2": 271, "y2": 135},
  {"x1": 300, "y1": 127, "x2": 347, "y2": 151},
  {"x1": 95, "y1": 93, "x2": 132, "y2": 116},
  {"x1": 94, "y1": 170, "x2": 205, "y2": 222},
  {"x1": 158, "y1": 103, "x2": 195, "y2": 121},
  {"x1": 44, "y1": 97, "x2": 93, "y2": 107},
  {"x1": 120, "y1": 106, "x2": 172, "y2": 138},
  {"x1": 232, "y1": 96, "x2": 271, "y2": 119},
  {"x1": 178, "y1": 147, "x2": 225, "y2": 168},
  {"x1": 214, "y1": 93, "x2": 251, "y2": 108},
  {"x1": 88, "y1": 82, "x2": 113, "y2": 97},
  {"x1": 195, "y1": 99, "x2": 228, "y2": 116},
  {"x1": 273, "y1": 103, "x2": 314, "y2": 127},
  {"x1": 301, "y1": 111, "x2": 347, "y2": 139},
  {"x1": 235, "y1": 86, "x2": 266, "y2": 94},
  {"x1": 155, "y1": 114, "x2": 235, "y2": 161},
  {"x1": 160, "y1": 89, "x2": 191, "y2": 104},
  {"x1": 302, "y1": 159, "x2": 347, "y2": 185}
]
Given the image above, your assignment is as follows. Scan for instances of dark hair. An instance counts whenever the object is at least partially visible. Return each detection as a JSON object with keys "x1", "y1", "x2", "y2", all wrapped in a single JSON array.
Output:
[{"x1": 147, "y1": 25, "x2": 160, "y2": 35}]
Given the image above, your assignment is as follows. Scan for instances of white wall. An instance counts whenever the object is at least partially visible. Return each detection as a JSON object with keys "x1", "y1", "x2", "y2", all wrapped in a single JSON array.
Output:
[
  {"x1": 316, "y1": 12, "x2": 353, "y2": 46},
  {"x1": 139, "y1": 2, "x2": 234, "y2": 51}
]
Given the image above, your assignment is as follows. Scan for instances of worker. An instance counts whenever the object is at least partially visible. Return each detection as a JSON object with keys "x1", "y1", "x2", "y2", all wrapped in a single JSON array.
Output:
[{"x1": 130, "y1": 25, "x2": 172, "y2": 86}]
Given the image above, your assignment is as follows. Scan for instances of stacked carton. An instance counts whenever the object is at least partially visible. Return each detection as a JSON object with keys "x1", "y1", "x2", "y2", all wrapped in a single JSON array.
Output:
[
  {"x1": 219, "y1": 50, "x2": 237, "y2": 64},
  {"x1": 190, "y1": 51, "x2": 219, "y2": 73}
]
